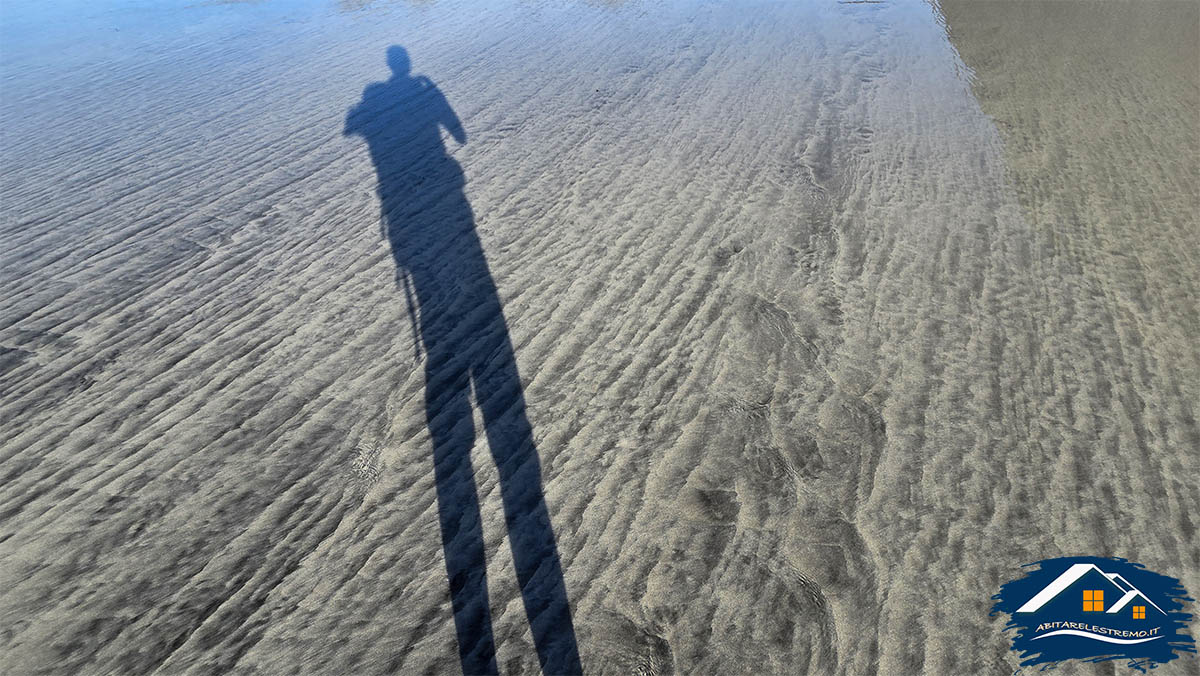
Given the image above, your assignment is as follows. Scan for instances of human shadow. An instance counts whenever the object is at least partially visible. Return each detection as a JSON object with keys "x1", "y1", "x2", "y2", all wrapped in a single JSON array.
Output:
[{"x1": 345, "y1": 47, "x2": 583, "y2": 675}]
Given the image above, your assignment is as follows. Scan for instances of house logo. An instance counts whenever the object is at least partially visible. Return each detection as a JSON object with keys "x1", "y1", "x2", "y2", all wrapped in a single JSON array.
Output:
[{"x1": 992, "y1": 557, "x2": 1195, "y2": 671}]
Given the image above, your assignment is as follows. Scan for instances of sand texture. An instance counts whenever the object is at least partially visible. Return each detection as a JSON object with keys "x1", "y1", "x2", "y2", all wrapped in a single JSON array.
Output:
[{"x1": 1, "y1": 0, "x2": 1198, "y2": 674}]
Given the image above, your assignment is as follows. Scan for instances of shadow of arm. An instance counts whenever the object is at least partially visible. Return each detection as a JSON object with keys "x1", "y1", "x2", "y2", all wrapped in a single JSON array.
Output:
[{"x1": 423, "y1": 78, "x2": 467, "y2": 144}]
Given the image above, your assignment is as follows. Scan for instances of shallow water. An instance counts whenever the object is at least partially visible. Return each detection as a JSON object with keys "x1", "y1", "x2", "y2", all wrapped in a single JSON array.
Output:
[{"x1": 2, "y1": 0, "x2": 1197, "y2": 674}]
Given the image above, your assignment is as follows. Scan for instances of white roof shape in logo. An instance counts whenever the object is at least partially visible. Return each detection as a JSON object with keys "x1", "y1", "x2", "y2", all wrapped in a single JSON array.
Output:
[
  {"x1": 1106, "y1": 588, "x2": 1166, "y2": 615},
  {"x1": 1015, "y1": 563, "x2": 1165, "y2": 615}
]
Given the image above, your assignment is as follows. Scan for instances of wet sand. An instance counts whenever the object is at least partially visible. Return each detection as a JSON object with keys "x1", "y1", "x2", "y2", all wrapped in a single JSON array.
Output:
[{"x1": 1, "y1": 0, "x2": 1197, "y2": 674}]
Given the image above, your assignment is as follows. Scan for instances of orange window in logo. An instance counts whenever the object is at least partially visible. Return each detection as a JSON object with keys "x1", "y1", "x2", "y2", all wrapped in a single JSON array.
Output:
[
  {"x1": 1133, "y1": 606, "x2": 1146, "y2": 619},
  {"x1": 1083, "y1": 589, "x2": 1104, "y2": 612}
]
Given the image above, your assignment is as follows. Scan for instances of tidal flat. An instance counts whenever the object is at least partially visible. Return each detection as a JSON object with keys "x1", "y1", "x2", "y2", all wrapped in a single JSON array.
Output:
[{"x1": 1, "y1": 0, "x2": 1197, "y2": 674}]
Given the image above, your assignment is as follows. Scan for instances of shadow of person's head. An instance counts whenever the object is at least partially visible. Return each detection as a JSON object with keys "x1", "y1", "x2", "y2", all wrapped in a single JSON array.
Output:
[{"x1": 387, "y1": 45, "x2": 410, "y2": 78}]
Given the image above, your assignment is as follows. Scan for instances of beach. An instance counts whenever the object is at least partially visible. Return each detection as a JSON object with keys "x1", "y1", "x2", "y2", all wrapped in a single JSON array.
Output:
[{"x1": 2, "y1": 0, "x2": 1197, "y2": 673}]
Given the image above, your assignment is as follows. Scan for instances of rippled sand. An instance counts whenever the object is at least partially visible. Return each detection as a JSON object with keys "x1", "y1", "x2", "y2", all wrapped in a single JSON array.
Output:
[{"x1": 2, "y1": 0, "x2": 1197, "y2": 674}]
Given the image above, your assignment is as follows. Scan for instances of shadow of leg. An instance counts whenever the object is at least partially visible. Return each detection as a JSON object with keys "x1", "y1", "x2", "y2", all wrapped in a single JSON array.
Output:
[
  {"x1": 474, "y1": 336, "x2": 584, "y2": 676},
  {"x1": 428, "y1": 368, "x2": 500, "y2": 676}
]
